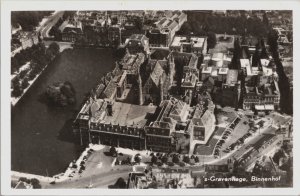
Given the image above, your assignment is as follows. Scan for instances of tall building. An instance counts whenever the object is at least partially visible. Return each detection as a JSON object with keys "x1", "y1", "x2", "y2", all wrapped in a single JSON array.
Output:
[
  {"x1": 240, "y1": 56, "x2": 280, "y2": 111},
  {"x1": 147, "y1": 11, "x2": 187, "y2": 47},
  {"x1": 124, "y1": 34, "x2": 150, "y2": 55},
  {"x1": 142, "y1": 52, "x2": 175, "y2": 105},
  {"x1": 188, "y1": 101, "x2": 216, "y2": 154},
  {"x1": 243, "y1": 81, "x2": 280, "y2": 111},
  {"x1": 59, "y1": 20, "x2": 84, "y2": 42},
  {"x1": 145, "y1": 97, "x2": 189, "y2": 152},
  {"x1": 74, "y1": 97, "x2": 157, "y2": 149},
  {"x1": 108, "y1": 26, "x2": 121, "y2": 45}
]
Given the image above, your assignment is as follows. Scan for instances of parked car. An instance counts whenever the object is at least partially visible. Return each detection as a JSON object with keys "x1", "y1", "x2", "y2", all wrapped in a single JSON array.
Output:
[
  {"x1": 222, "y1": 136, "x2": 228, "y2": 140},
  {"x1": 223, "y1": 149, "x2": 230, "y2": 153},
  {"x1": 238, "y1": 138, "x2": 245, "y2": 144},
  {"x1": 245, "y1": 133, "x2": 251, "y2": 137},
  {"x1": 215, "y1": 146, "x2": 221, "y2": 150},
  {"x1": 69, "y1": 173, "x2": 74, "y2": 177},
  {"x1": 220, "y1": 139, "x2": 225, "y2": 143},
  {"x1": 229, "y1": 144, "x2": 236, "y2": 150}
]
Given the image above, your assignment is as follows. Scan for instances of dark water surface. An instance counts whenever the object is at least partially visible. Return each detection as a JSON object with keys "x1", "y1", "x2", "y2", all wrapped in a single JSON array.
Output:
[{"x1": 11, "y1": 48, "x2": 116, "y2": 176}]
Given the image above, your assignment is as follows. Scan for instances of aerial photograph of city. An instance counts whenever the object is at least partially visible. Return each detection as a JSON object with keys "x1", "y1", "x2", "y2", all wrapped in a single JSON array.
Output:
[{"x1": 9, "y1": 9, "x2": 293, "y2": 189}]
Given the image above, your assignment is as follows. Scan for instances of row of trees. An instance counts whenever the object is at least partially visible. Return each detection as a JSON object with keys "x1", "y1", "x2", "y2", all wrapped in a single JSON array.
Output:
[
  {"x1": 229, "y1": 24, "x2": 292, "y2": 114},
  {"x1": 11, "y1": 42, "x2": 59, "y2": 74},
  {"x1": 11, "y1": 11, "x2": 52, "y2": 31},
  {"x1": 11, "y1": 42, "x2": 60, "y2": 98},
  {"x1": 18, "y1": 177, "x2": 41, "y2": 189},
  {"x1": 150, "y1": 153, "x2": 200, "y2": 166},
  {"x1": 181, "y1": 11, "x2": 269, "y2": 37},
  {"x1": 267, "y1": 29, "x2": 293, "y2": 114},
  {"x1": 230, "y1": 36, "x2": 269, "y2": 70}
]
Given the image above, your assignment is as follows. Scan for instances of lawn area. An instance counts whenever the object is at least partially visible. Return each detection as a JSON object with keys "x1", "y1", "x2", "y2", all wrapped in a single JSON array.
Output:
[
  {"x1": 193, "y1": 107, "x2": 238, "y2": 156},
  {"x1": 194, "y1": 137, "x2": 219, "y2": 156},
  {"x1": 193, "y1": 126, "x2": 226, "y2": 156}
]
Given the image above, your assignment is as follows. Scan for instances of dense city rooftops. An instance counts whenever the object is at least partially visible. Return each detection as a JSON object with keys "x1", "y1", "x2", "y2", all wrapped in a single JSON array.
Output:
[
  {"x1": 153, "y1": 11, "x2": 187, "y2": 34},
  {"x1": 119, "y1": 52, "x2": 145, "y2": 74}
]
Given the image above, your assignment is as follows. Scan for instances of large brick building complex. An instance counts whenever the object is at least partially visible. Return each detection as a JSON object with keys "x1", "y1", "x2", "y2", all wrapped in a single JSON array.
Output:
[
  {"x1": 74, "y1": 95, "x2": 216, "y2": 153},
  {"x1": 147, "y1": 11, "x2": 187, "y2": 47},
  {"x1": 145, "y1": 97, "x2": 189, "y2": 152}
]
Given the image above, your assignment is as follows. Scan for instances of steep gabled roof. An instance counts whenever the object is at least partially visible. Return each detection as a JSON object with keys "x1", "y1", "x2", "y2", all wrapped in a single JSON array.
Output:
[{"x1": 150, "y1": 61, "x2": 164, "y2": 87}]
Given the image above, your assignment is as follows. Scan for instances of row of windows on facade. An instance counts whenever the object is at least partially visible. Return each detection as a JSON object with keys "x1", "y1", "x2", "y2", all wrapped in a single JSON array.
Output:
[
  {"x1": 92, "y1": 133, "x2": 142, "y2": 141},
  {"x1": 90, "y1": 123, "x2": 142, "y2": 135},
  {"x1": 146, "y1": 128, "x2": 170, "y2": 136},
  {"x1": 146, "y1": 136, "x2": 172, "y2": 143},
  {"x1": 244, "y1": 98, "x2": 279, "y2": 102}
]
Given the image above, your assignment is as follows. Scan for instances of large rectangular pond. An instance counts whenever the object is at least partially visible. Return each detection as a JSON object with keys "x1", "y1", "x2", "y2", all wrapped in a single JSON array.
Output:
[{"x1": 11, "y1": 48, "x2": 117, "y2": 176}]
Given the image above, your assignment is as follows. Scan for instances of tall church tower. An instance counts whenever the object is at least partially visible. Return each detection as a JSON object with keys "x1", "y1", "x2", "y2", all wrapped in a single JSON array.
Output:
[
  {"x1": 138, "y1": 67, "x2": 143, "y2": 105},
  {"x1": 159, "y1": 77, "x2": 164, "y2": 103},
  {"x1": 168, "y1": 52, "x2": 175, "y2": 86}
]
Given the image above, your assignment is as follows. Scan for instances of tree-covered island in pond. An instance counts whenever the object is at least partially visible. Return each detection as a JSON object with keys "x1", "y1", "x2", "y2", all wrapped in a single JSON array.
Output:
[{"x1": 42, "y1": 81, "x2": 76, "y2": 106}]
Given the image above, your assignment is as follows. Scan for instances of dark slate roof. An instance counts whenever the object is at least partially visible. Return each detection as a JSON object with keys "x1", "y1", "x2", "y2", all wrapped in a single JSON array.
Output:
[{"x1": 150, "y1": 49, "x2": 170, "y2": 60}]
